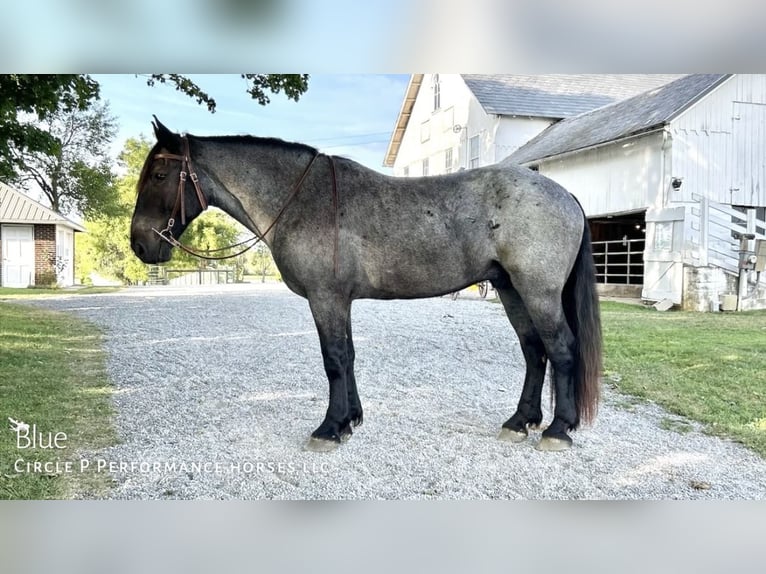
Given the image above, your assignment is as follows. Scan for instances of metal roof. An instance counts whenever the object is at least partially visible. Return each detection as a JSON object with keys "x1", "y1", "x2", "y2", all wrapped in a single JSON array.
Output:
[
  {"x1": 461, "y1": 74, "x2": 683, "y2": 118},
  {"x1": 0, "y1": 182, "x2": 86, "y2": 231},
  {"x1": 506, "y1": 74, "x2": 730, "y2": 165}
]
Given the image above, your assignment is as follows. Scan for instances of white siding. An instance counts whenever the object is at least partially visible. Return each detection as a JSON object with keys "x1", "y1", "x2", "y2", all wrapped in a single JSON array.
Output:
[
  {"x1": 670, "y1": 75, "x2": 766, "y2": 207},
  {"x1": 494, "y1": 116, "x2": 555, "y2": 163},
  {"x1": 392, "y1": 75, "x2": 554, "y2": 176},
  {"x1": 537, "y1": 132, "x2": 666, "y2": 217},
  {"x1": 393, "y1": 74, "x2": 475, "y2": 176}
]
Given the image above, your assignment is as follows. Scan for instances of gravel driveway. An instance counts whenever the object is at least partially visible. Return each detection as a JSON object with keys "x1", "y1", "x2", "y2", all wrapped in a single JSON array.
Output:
[{"x1": 30, "y1": 283, "x2": 766, "y2": 499}]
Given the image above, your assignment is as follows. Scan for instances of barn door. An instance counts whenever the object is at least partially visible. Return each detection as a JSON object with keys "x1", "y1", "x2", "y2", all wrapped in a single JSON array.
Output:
[
  {"x1": 731, "y1": 102, "x2": 766, "y2": 207},
  {"x1": 642, "y1": 208, "x2": 685, "y2": 303},
  {"x1": 56, "y1": 227, "x2": 74, "y2": 286},
  {"x1": 1, "y1": 224, "x2": 35, "y2": 287}
]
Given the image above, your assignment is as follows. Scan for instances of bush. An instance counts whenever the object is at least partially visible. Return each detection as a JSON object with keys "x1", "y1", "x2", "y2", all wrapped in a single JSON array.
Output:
[{"x1": 32, "y1": 271, "x2": 59, "y2": 288}]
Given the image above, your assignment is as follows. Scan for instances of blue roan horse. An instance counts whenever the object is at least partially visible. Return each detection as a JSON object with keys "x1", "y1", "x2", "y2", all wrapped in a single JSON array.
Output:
[{"x1": 131, "y1": 118, "x2": 602, "y2": 452}]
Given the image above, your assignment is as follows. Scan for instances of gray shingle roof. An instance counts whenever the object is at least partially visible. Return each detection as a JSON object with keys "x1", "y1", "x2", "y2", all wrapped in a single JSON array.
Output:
[
  {"x1": 461, "y1": 74, "x2": 683, "y2": 118},
  {"x1": 506, "y1": 74, "x2": 730, "y2": 165}
]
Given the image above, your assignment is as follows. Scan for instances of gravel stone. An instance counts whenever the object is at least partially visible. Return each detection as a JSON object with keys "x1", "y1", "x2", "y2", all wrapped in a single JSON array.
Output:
[{"x1": 29, "y1": 283, "x2": 766, "y2": 499}]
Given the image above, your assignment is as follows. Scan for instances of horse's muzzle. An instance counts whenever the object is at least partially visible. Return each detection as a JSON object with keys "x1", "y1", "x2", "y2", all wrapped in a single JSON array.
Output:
[{"x1": 131, "y1": 235, "x2": 171, "y2": 264}]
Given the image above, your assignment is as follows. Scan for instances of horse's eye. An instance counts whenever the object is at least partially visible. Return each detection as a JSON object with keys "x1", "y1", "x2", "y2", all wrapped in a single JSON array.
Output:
[{"x1": 153, "y1": 173, "x2": 167, "y2": 182}]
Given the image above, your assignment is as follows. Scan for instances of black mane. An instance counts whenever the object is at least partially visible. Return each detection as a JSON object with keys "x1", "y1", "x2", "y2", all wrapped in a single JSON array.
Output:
[{"x1": 194, "y1": 134, "x2": 318, "y2": 156}]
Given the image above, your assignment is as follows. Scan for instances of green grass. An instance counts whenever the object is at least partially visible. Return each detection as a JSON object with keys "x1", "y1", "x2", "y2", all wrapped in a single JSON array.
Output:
[
  {"x1": 601, "y1": 301, "x2": 766, "y2": 457},
  {"x1": 0, "y1": 302, "x2": 117, "y2": 499},
  {"x1": 0, "y1": 286, "x2": 122, "y2": 299}
]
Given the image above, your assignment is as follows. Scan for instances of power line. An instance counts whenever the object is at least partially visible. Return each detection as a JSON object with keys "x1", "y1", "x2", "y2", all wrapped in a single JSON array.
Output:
[{"x1": 307, "y1": 131, "x2": 392, "y2": 146}]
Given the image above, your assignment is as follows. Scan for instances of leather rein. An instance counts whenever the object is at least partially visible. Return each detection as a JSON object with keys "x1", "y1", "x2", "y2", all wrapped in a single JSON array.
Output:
[{"x1": 151, "y1": 136, "x2": 339, "y2": 273}]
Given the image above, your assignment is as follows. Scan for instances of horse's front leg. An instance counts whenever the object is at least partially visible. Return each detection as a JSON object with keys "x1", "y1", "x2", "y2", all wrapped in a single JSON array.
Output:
[{"x1": 305, "y1": 292, "x2": 354, "y2": 452}]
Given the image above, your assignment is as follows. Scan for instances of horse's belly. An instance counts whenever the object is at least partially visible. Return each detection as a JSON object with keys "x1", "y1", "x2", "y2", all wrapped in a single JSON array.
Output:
[{"x1": 356, "y1": 246, "x2": 487, "y2": 299}]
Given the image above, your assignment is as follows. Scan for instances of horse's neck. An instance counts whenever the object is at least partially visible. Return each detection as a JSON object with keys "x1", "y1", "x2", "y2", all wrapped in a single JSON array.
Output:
[{"x1": 198, "y1": 140, "x2": 316, "y2": 243}]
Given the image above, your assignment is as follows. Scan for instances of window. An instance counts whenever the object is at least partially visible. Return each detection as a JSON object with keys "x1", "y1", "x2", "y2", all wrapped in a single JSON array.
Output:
[
  {"x1": 422, "y1": 157, "x2": 429, "y2": 176},
  {"x1": 444, "y1": 148, "x2": 453, "y2": 173},
  {"x1": 433, "y1": 74, "x2": 441, "y2": 111},
  {"x1": 442, "y1": 106, "x2": 454, "y2": 132},
  {"x1": 469, "y1": 135, "x2": 480, "y2": 169},
  {"x1": 420, "y1": 120, "x2": 430, "y2": 143},
  {"x1": 403, "y1": 166, "x2": 409, "y2": 177}
]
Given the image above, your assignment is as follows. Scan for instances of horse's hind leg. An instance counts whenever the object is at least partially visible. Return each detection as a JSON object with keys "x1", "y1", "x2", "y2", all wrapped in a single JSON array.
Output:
[
  {"x1": 494, "y1": 285, "x2": 547, "y2": 444},
  {"x1": 305, "y1": 292, "x2": 355, "y2": 452},
  {"x1": 514, "y1": 282, "x2": 579, "y2": 451},
  {"x1": 345, "y1": 308, "x2": 363, "y2": 427}
]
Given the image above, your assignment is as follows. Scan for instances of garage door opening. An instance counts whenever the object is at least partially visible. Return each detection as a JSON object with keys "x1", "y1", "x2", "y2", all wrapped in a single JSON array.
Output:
[{"x1": 589, "y1": 211, "x2": 645, "y2": 285}]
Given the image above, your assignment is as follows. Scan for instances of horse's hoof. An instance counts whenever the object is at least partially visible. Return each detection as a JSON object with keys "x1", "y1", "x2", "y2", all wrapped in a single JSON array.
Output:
[
  {"x1": 305, "y1": 437, "x2": 340, "y2": 452},
  {"x1": 497, "y1": 428, "x2": 528, "y2": 443},
  {"x1": 536, "y1": 436, "x2": 572, "y2": 452},
  {"x1": 527, "y1": 422, "x2": 542, "y2": 431}
]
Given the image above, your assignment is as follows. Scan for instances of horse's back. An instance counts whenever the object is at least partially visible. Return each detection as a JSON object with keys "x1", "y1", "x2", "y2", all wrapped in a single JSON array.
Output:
[{"x1": 333, "y1": 160, "x2": 583, "y2": 298}]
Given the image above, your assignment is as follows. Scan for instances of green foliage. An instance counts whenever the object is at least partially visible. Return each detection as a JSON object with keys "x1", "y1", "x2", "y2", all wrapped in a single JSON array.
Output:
[
  {"x1": 76, "y1": 137, "x2": 151, "y2": 284},
  {"x1": 8, "y1": 100, "x2": 118, "y2": 218},
  {"x1": 249, "y1": 243, "x2": 276, "y2": 282},
  {"x1": 240, "y1": 74, "x2": 310, "y2": 106},
  {"x1": 1, "y1": 74, "x2": 309, "y2": 187},
  {"x1": 145, "y1": 74, "x2": 309, "y2": 112},
  {"x1": 33, "y1": 271, "x2": 59, "y2": 288},
  {"x1": 0, "y1": 75, "x2": 100, "y2": 181},
  {"x1": 169, "y1": 211, "x2": 246, "y2": 269}
]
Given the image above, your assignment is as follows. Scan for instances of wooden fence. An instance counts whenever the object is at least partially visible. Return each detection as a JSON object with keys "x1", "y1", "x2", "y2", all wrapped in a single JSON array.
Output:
[
  {"x1": 689, "y1": 194, "x2": 766, "y2": 274},
  {"x1": 146, "y1": 266, "x2": 235, "y2": 286}
]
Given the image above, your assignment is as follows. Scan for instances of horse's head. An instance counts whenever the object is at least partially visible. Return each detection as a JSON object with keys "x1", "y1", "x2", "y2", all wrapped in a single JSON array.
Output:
[{"x1": 130, "y1": 117, "x2": 208, "y2": 264}]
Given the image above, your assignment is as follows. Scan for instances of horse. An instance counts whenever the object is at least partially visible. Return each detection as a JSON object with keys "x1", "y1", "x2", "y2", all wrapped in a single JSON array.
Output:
[{"x1": 130, "y1": 118, "x2": 602, "y2": 453}]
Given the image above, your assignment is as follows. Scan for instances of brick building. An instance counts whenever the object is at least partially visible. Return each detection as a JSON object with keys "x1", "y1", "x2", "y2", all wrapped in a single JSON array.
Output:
[{"x1": 0, "y1": 182, "x2": 85, "y2": 287}]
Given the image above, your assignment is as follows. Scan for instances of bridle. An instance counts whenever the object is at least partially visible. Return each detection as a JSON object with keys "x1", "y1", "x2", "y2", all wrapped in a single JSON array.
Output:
[{"x1": 150, "y1": 135, "x2": 338, "y2": 273}]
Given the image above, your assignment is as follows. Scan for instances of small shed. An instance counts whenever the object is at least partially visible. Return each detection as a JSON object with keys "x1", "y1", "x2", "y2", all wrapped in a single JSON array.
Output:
[{"x1": 0, "y1": 182, "x2": 85, "y2": 287}]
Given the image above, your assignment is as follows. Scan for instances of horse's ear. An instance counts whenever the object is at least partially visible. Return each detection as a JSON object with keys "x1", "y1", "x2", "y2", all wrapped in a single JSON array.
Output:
[{"x1": 151, "y1": 116, "x2": 180, "y2": 151}]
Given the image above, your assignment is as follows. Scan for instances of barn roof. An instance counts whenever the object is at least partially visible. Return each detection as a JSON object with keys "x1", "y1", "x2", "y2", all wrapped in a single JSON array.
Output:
[
  {"x1": 506, "y1": 74, "x2": 731, "y2": 165},
  {"x1": 0, "y1": 182, "x2": 85, "y2": 231},
  {"x1": 383, "y1": 74, "x2": 683, "y2": 166},
  {"x1": 462, "y1": 74, "x2": 683, "y2": 118}
]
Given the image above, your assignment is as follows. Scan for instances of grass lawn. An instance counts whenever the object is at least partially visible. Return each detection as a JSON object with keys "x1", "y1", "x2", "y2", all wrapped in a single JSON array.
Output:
[
  {"x1": 601, "y1": 301, "x2": 766, "y2": 458},
  {"x1": 0, "y1": 286, "x2": 122, "y2": 299},
  {"x1": 0, "y1": 302, "x2": 117, "y2": 499}
]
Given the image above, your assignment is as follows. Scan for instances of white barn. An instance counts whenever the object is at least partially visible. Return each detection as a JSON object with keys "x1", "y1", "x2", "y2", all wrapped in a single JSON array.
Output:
[
  {"x1": 384, "y1": 74, "x2": 766, "y2": 311},
  {"x1": 0, "y1": 182, "x2": 84, "y2": 287},
  {"x1": 508, "y1": 74, "x2": 766, "y2": 311},
  {"x1": 384, "y1": 74, "x2": 681, "y2": 176}
]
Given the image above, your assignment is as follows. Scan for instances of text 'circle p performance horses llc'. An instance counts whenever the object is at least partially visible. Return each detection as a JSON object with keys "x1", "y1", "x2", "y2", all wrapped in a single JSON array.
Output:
[{"x1": 130, "y1": 118, "x2": 602, "y2": 453}]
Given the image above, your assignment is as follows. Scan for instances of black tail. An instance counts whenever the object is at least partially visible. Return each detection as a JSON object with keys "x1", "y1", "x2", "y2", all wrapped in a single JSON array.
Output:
[{"x1": 562, "y1": 212, "x2": 602, "y2": 427}]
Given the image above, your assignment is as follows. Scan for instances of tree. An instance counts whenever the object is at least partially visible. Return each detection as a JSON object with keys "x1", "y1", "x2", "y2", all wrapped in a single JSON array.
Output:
[
  {"x1": 1, "y1": 74, "x2": 310, "y2": 184},
  {"x1": 249, "y1": 243, "x2": 276, "y2": 282},
  {"x1": 144, "y1": 74, "x2": 309, "y2": 112},
  {"x1": 0, "y1": 75, "x2": 100, "y2": 181},
  {"x1": 168, "y1": 210, "x2": 247, "y2": 270},
  {"x1": 10, "y1": 101, "x2": 119, "y2": 217}
]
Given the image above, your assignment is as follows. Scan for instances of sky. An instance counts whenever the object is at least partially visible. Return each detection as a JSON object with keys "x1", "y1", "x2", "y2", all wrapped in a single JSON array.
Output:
[{"x1": 94, "y1": 74, "x2": 410, "y2": 174}]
